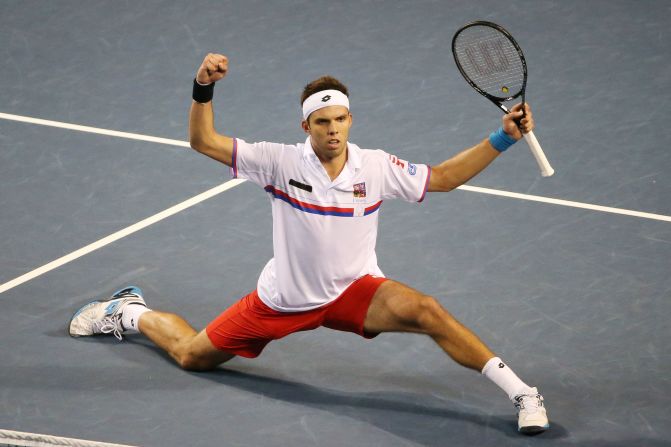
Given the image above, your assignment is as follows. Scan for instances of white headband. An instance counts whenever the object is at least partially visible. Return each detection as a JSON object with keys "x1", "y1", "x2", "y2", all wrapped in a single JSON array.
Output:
[{"x1": 301, "y1": 89, "x2": 350, "y2": 120}]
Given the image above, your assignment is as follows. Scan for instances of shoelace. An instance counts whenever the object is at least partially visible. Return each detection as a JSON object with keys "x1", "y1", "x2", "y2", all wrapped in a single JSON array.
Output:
[
  {"x1": 96, "y1": 316, "x2": 123, "y2": 341},
  {"x1": 514, "y1": 393, "x2": 544, "y2": 413}
]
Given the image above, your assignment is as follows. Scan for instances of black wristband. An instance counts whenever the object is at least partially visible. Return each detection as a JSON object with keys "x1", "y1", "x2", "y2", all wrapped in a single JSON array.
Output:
[{"x1": 192, "y1": 78, "x2": 215, "y2": 103}]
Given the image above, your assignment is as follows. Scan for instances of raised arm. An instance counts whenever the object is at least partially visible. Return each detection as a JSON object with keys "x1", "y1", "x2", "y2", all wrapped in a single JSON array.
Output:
[
  {"x1": 428, "y1": 103, "x2": 534, "y2": 192},
  {"x1": 189, "y1": 53, "x2": 235, "y2": 166}
]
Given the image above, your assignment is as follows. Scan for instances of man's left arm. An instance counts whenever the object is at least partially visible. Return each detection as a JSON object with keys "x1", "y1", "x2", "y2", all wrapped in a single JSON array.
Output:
[{"x1": 428, "y1": 103, "x2": 534, "y2": 192}]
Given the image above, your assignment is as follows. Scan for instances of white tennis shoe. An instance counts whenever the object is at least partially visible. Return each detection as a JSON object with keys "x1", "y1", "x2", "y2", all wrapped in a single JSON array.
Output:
[
  {"x1": 514, "y1": 387, "x2": 550, "y2": 434},
  {"x1": 69, "y1": 286, "x2": 146, "y2": 341}
]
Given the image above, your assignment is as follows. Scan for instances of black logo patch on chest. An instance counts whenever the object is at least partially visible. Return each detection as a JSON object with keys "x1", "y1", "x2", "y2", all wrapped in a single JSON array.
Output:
[{"x1": 289, "y1": 179, "x2": 313, "y2": 193}]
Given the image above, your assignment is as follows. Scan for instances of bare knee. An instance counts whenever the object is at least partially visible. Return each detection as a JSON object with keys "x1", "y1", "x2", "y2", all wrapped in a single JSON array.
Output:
[
  {"x1": 381, "y1": 293, "x2": 449, "y2": 332},
  {"x1": 175, "y1": 345, "x2": 233, "y2": 372},
  {"x1": 176, "y1": 351, "x2": 216, "y2": 371},
  {"x1": 171, "y1": 330, "x2": 235, "y2": 371},
  {"x1": 415, "y1": 295, "x2": 455, "y2": 333}
]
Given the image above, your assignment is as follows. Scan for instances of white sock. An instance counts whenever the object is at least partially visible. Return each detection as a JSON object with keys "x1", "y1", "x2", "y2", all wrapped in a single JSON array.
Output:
[
  {"x1": 121, "y1": 304, "x2": 151, "y2": 332},
  {"x1": 481, "y1": 356, "x2": 532, "y2": 401}
]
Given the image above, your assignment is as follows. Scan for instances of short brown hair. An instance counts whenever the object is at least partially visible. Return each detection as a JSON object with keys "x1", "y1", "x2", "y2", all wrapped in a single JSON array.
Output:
[{"x1": 300, "y1": 76, "x2": 349, "y2": 105}]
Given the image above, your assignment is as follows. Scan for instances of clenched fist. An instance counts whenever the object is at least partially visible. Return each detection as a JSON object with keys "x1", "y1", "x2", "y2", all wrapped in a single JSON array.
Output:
[
  {"x1": 196, "y1": 53, "x2": 228, "y2": 85},
  {"x1": 502, "y1": 103, "x2": 534, "y2": 140}
]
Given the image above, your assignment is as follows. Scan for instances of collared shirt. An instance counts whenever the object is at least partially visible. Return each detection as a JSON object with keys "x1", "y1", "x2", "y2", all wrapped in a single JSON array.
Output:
[{"x1": 231, "y1": 136, "x2": 431, "y2": 312}]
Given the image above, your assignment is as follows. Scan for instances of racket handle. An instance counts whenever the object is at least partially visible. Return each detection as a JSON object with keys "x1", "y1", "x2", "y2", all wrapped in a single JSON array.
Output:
[{"x1": 523, "y1": 130, "x2": 555, "y2": 177}]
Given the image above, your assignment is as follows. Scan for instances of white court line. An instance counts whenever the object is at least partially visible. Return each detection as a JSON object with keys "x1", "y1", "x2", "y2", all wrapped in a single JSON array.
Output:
[
  {"x1": 0, "y1": 112, "x2": 190, "y2": 147},
  {"x1": 0, "y1": 428, "x2": 137, "y2": 447},
  {"x1": 0, "y1": 111, "x2": 669, "y2": 295},
  {"x1": 0, "y1": 179, "x2": 246, "y2": 294},
  {"x1": 458, "y1": 185, "x2": 671, "y2": 222}
]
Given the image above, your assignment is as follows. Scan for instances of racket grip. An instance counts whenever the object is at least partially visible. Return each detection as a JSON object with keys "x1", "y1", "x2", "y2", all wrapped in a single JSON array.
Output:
[{"x1": 523, "y1": 131, "x2": 555, "y2": 177}]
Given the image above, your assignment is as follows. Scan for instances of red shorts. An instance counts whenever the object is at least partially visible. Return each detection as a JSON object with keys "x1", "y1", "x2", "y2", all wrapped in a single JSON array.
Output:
[{"x1": 206, "y1": 275, "x2": 388, "y2": 358}]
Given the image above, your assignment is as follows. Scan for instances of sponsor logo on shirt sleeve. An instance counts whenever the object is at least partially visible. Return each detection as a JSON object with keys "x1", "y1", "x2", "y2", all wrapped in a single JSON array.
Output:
[
  {"x1": 388, "y1": 154, "x2": 406, "y2": 169},
  {"x1": 389, "y1": 155, "x2": 417, "y2": 176}
]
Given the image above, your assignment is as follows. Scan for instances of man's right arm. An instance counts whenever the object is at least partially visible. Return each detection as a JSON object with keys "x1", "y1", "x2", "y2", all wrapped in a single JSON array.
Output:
[{"x1": 189, "y1": 53, "x2": 234, "y2": 167}]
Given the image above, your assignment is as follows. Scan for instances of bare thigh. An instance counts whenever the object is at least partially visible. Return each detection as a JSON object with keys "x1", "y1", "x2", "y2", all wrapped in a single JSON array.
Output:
[
  {"x1": 362, "y1": 279, "x2": 495, "y2": 371},
  {"x1": 363, "y1": 280, "x2": 436, "y2": 334}
]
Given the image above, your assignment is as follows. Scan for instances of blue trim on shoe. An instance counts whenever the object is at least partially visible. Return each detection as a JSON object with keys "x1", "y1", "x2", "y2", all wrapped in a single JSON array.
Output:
[
  {"x1": 111, "y1": 286, "x2": 143, "y2": 299},
  {"x1": 104, "y1": 300, "x2": 121, "y2": 314}
]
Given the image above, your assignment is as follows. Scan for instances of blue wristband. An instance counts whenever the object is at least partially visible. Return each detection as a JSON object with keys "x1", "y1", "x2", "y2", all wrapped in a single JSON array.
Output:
[{"x1": 489, "y1": 127, "x2": 517, "y2": 152}]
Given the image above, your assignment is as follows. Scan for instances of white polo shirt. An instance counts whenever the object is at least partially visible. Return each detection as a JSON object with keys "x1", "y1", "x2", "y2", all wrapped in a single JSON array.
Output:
[{"x1": 231, "y1": 136, "x2": 431, "y2": 312}]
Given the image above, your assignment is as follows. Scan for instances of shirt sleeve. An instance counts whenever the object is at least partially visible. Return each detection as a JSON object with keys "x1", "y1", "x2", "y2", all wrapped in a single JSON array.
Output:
[
  {"x1": 377, "y1": 150, "x2": 431, "y2": 202},
  {"x1": 230, "y1": 138, "x2": 282, "y2": 188}
]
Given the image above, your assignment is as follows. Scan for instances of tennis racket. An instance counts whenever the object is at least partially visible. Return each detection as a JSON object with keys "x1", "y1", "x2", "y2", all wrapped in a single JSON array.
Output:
[{"x1": 452, "y1": 21, "x2": 554, "y2": 177}]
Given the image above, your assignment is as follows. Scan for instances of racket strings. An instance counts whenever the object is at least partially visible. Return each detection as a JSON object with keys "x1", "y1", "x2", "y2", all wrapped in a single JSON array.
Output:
[{"x1": 454, "y1": 28, "x2": 525, "y2": 99}]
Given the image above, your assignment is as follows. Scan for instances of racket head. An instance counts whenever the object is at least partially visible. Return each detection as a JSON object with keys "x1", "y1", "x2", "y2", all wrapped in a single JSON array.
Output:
[{"x1": 452, "y1": 21, "x2": 527, "y2": 107}]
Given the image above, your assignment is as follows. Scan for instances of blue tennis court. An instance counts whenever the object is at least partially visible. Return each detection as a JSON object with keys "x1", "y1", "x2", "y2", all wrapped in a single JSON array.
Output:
[{"x1": 1, "y1": 1, "x2": 669, "y2": 446}]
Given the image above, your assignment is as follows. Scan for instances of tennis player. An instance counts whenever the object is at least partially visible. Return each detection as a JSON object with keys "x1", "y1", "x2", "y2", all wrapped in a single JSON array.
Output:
[{"x1": 70, "y1": 53, "x2": 549, "y2": 434}]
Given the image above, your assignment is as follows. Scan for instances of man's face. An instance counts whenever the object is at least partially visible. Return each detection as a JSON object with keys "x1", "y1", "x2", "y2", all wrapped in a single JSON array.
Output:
[{"x1": 302, "y1": 105, "x2": 352, "y2": 162}]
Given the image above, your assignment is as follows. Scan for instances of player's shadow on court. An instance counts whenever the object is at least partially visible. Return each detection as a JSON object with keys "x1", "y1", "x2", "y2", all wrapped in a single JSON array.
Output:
[{"x1": 195, "y1": 367, "x2": 569, "y2": 445}]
